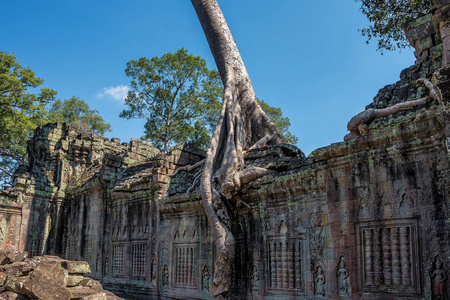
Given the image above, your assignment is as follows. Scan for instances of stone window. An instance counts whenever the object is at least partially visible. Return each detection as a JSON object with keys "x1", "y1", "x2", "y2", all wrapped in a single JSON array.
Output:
[
  {"x1": 266, "y1": 238, "x2": 303, "y2": 291},
  {"x1": 83, "y1": 237, "x2": 95, "y2": 265},
  {"x1": 358, "y1": 219, "x2": 420, "y2": 294},
  {"x1": 131, "y1": 242, "x2": 147, "y2": 279},
  {"x1": 68, "y1": 237, "x2": 77, "y2": 260},
  {"x1": 30, "y1": 238, "x2": 43, "y2": 257},
  {"x1": 112, "y1": 244, "x2": 125, "y2": 276},
  {"x1": 173, "y1": 244, "x2": 198, "y2": 289}
]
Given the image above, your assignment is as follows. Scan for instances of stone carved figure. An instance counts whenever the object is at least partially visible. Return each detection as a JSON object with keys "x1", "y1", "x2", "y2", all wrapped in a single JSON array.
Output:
[
  {"x1": 315, "y1": 265, "x2": 326, "y2": 298},
  {"x1": 251, "y1": 265, "x2": 260, "y2": 292},
  {"x1": 430, "y1": 256, "x2": 448, "y2": 299},
  {"x1": 151, "y1": 259, "x2": 156, "y2": 283},
  {"x1": 336, "y1": 257, "x2": 349, "y2": 294},
  {"x1": 162, "y1": 264, "x2": 169, "y2": 287},
  {"x1": 104, "y1": 255, "x2": 109, "y2": 275},
  {"x1": 96, "y1": 253, "x2": 100, "y2": 273},
  {"x1": 202, "y1": 265, "x2": 210, "y2": 292},
  {"x1": 309, "y1": 208, "x2": 325, "y2": 262},
  {"x1": 0, "y1": 226, "x2": 4, "y2": 244},
  {"x1": 278, "y1": 220, "x2": 288, "y2": 235}
]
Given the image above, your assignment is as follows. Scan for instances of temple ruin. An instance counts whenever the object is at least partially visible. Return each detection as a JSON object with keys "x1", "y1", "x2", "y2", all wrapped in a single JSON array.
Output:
[{"x1": 1, "y1": 5, "x2": 450, "y2": 300}]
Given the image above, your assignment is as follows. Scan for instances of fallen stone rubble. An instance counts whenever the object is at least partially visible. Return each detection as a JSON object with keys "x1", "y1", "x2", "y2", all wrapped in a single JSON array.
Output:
[{"x1": 0, "y1": 250, "x2": 123, "y2": 300}]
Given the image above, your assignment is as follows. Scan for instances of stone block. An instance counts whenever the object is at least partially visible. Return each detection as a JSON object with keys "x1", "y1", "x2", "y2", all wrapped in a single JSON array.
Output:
[
  {"x1": 68, "y1": 287, "x2": 103, "y2": 299},
  {"x1": 0, "y1": 250, "x2": 27, "y2": 266},
  {"x1": 0, "y1": 271, "x2": 6, "y2": 286},
  {"x1": 437, "y1": 0, "x2": 450, "y2": 6},
  {"x1": 416, "y1": 36, "x2": 434, "y2": 53},
  {"x1": 61, "y1": 261, "x2": 91, "y2": 274},
  {"x1": 403, "y1": 14, "x2": 432, "y2": 32},
  {"x1": 80, "y1": 292, "x2": 108, "y2": 300},
  {"x1": 79, "y1": 278, "x2": 103, "y2": 290},
  {"x1": 4, "y1": 276, "x2": 29, "y2": 296},
  {"x1": 22, "y1": 264, "x2": 69, "y2": 299},
  {"x1": 406, "y1": 21, "x2": 434, "y2": 42},
  {"x1": 0, "y1": 262, "x2": 33, "y2": 277},
  {"x1": 326, "y1": 143, "x2": 346, "y2": 157},
  {"x1": 0, "y1": 291, "x2": 28, "y2": 299},
  {"x1": 104, "y1": 291, "x2": 124, "y2": 300},
  {"x1": 67, "y1": 274, "x2": 85, "y2": 287}
]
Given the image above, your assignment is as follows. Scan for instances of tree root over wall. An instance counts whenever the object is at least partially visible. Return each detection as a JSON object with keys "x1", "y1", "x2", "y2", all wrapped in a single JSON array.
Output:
[
  {"x1": 344, "y1": 78, "x2": 443, "y2": 141},
  {"x1": 191, "y1": 0, "x2": 287, "y2": 297}
]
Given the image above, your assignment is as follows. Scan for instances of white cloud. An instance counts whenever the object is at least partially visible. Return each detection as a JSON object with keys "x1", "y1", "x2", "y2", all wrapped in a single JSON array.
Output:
[{"x1": 97, "y1": 84, "x2": 130, "y2": 103}]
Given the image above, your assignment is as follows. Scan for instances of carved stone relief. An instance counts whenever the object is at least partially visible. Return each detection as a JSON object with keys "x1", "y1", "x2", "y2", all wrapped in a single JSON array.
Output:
[
  {"x1": 150, "y1": 258, "x2": 156, "y2": 284},
  {"x1": 251, "y1": 264, "x2": 260, "y2": 292},
  {"x1": 111, "y1": 243, "x2": 125, "y2": 277},
  {"x1": 430, "y1": 255, "x2": 448, "y2": 300},
  {"x1": 336, "y1": 256, "x2": 349, "y2": 295},
  {"x1": 96, "y1": 253, "x2": 100, "y2": 273},
  {"x1": 264, "y1": 206, "x2": 308, "y2": 296},
  {"x1": 83, "y1": 236, "x2": 95, "y2": 266},
  {"x1": 173, "y1": 244, "x2": 198, "y2": 288},
  {"x1": 314, "y1": 265, "x2": 326, "y2": 298},
  {"x1": 308, "y1": 207, "x2": 325, "y2": 263},
  {"x1": 173, "y1": 224, "x2": 199, "y2": 289},
  {"x1": 201, "y1": 265, "x2": 210, "y2": 292},
  {"x1": 162, "y1": 264, "x2": 169, "y2": 287},
  {"x1": 131, "y1": 242, "x2": 147, "y2": 279},
  {"x1": 359, "y1": 219, "x2": 420, "y2": 294},
  {"x1": 104, "y1": 254, "x2": 109, "y2": 276},
  {"x1": 267, "y1": 238, "x2": 302, "y2": 290}
]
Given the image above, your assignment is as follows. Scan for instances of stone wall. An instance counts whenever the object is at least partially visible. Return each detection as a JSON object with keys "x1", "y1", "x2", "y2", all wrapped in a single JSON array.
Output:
[{"x1": 1, "y1": 11, "x2": 450, "y2": 300}]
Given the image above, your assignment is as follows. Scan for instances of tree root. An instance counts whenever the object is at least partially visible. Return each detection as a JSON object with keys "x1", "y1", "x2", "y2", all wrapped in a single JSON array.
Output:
[
  {"x1": 233, "y1": 194, "x2": 251, "y2": 209},
  {"x1": 345, "y1": 78, "x2": 442, "y2": 141},
  {"x1": 246, "y1": 134, "x2": 273, "y2": 151},
  {"x1": 416, "y1": 78, "x2": 443, "y2": 106},
  {"x1": 187, "y1": 170, "x2": 203, "y2": 194},
  {"x1": 220, "y1": 166, "x2": 275, "y2": 200},
  {"x1": 168, "y1": 159, "x2": 205, "y2": 178}
]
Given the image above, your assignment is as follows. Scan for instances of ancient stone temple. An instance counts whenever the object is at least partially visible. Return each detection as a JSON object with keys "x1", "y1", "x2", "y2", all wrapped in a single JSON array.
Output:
[{"x1": 1, "y1": 10, "x2": 450, "y2": 300}]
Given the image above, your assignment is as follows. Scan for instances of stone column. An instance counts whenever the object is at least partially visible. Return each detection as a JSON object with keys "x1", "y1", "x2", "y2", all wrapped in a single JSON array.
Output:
[
  {"x1": 441, "y1": 21, "x2": 450, "y2": 66},
  {"x1": 364, "y1": 229, "x2": 374, "y2": 285},
  {"x1": 433, "y1": 0, "x2": 450, "y2": 67},
  {"x1": 270, "y1": 242, "x2": 276, "y2": 288}
]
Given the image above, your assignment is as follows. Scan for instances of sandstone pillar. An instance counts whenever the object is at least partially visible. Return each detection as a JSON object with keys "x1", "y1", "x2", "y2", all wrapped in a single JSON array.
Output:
[{"x1": 433, "y1": 0, "x2": 450, "y2": 67}]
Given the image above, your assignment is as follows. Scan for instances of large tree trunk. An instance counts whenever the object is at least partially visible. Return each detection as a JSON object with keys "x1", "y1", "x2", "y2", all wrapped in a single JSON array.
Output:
[{"x1": 191, "y1": 0, "x2": 287, "y2": 297}]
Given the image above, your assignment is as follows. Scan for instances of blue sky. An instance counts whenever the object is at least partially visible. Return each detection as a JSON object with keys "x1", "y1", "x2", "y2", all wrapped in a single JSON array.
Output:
[{"x1": 1, "y1": 1, "x2": 416, "y2": 155}]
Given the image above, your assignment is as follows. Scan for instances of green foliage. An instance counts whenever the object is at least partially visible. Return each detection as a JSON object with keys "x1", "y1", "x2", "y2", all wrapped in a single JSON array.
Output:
[
  {"x1": 0, "y1": 51, "x2": 57, "y2": 186},
  {"x1": 356, "y1": 0, "x2": 431, "y2": 52},
  {"x1": 122, "y1": 49, "x2": 298, "y2": 151},
  {"x1": 48, "y1": 97, "x2": 111, "y2": 135},
  {"x1": 121, "y1": 48, "x2": 222, "y2": 151},
  {"x1": 0, "y1": 52, "x2": 111, "y2": 187},
  {"x1": 257, "y1": 99, "x2": 298, "y2": 145}
]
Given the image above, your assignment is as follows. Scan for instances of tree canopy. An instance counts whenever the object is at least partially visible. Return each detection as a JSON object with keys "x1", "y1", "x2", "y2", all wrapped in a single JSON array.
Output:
[
  {"x1": 257, "y1": 98, "x2": 298, "y2": 144},
  {"x1": 356, "y1": 0, "x2": 432, "y2": 52},
  {"x1": 0, "y1": 51, "x2": 111, "y2": 187},
  {"x1": 0, "y1": 51, "x2": 57, "y2": 186},
  {"x1": 49, "y1": 97, "x2": 111, "y2": 135},
  {"x1": 121, "y1": 48, "x2": 222, "y2": 152},
  {"x1": 121, "y1": 48, "x2": 297, "y2": 151}
]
